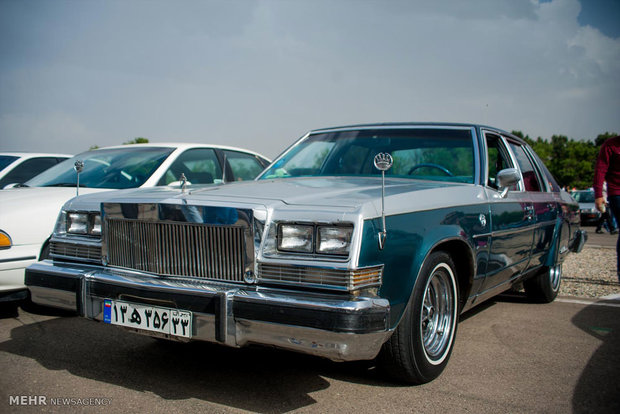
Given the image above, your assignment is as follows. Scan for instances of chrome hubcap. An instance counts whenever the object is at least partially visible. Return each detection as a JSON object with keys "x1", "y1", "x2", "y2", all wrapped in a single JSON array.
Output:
[
  {"x1": 421, "y1": 264, "x2": 455, "y2": 362},
  {"x1": 549, "y1": 264, "x2": 562, "y2": 292}
]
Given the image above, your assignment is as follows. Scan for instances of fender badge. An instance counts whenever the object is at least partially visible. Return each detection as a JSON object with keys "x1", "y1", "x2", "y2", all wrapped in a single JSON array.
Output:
[{"x1": 479, "y1": 214, "x2": 487, "y2": 227}]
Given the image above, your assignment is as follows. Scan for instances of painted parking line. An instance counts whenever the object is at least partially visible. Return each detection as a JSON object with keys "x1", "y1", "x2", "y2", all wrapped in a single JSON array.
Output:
[{"x1": 557, "y1": 297, "x2": 620, "y2": 308}]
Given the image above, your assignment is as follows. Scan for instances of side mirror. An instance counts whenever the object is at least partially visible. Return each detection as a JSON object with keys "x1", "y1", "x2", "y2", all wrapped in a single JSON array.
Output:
[{"x1": 496, "y1": 168, "x2": 521, "y2": 198}]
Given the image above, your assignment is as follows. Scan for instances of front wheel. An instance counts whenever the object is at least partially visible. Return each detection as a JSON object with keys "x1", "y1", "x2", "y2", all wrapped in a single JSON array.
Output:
[{"x1": 379, "y1": 251, "x2": 459, "y2": 384}]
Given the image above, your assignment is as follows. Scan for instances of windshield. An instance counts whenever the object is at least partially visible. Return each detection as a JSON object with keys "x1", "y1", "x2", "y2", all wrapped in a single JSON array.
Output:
[
  {"x1": 573, "y1": 191, "x2": 595, "y2": 203},
  {"x1": 26, "y1": 147, "x2": 175, "y2": 189},
  {"x1": 259, "y1": 128, "x2": 475, "y2": 183},
  {"x1": 0, "y1": 155, "x2": 19, "y2": 171}
]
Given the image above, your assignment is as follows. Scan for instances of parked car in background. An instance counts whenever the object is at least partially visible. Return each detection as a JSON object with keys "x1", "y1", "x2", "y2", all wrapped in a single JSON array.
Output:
[
  {"x1": 571, "y1": 189, "x2": 600, "y2": 225},
  {"x1": 0, "y1": 152, "x2": 70, "y2": 189},
  {"x1": 0, "y1": 143, "x2": 270, "y2": 304},
  {"x1": 25, "y1": 123, "x2": 585, "y2": 384}
]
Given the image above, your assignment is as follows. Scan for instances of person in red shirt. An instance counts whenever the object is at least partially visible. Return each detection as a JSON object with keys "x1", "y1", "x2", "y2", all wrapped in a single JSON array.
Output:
[{"x1": 593, "y1": 135, "x2": 620, "y2": 282}]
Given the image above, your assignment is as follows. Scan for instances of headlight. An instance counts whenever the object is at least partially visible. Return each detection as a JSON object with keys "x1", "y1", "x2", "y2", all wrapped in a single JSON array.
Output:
[
  {"x1": 317, "y1": 226, "x2": 353, "y2": 255},
  {"x1": 61, "y1": 211, "x2": 102, "y2": 236},
  {"x1": 278, "y1": 224, "x2": 313, "y2": 253},
  {"x1": 0, "y1": 230, "x2": 11, "y2": 250},
  {"x1": 275, "y1": 223, "x2": 353, "y2": 256},
  {"x1": 67, "y1": 213, "x2": 89, "y2": 234}
]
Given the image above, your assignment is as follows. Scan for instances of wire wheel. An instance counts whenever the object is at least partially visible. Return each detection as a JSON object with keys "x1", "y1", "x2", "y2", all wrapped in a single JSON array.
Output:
[
  {"x1": 378, "y1": 251, "x2": 460, "y2": 384},
  {"x1": 420, "y1": 263, "x2": 456, "y2": 364}
]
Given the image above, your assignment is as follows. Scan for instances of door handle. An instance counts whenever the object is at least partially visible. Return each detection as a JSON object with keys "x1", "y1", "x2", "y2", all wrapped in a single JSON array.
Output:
[{"x1": 525, "y1": 205, "x2": 535, "y2": 220}]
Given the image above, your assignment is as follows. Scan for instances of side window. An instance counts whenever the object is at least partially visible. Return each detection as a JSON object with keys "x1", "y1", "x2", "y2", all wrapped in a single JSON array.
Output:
[
  {"x1": 508, "y1": 142, "x2": 542, "y2": 192},
  {"x1": 528, "y1": 149, "x2": 560, "y2": 192},
  {"x1": 485, "y1": 134, "x2": 514, "y2": 189},
  {"x1": 223, "y1": 150, "x2": 265, "y2": 181},
  {"x1": 158, "y1": 149, "x2": 222, "y2": 186},
  {"x1": 0, "y1": 157, "x2": 59, "y2": 187}
]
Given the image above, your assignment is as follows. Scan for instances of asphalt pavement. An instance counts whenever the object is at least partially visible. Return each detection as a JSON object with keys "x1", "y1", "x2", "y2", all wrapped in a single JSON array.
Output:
[
  {"x1": 1, "y1": 295, "x2": 619, "y2": 413},
  {"x1": 584, "y1": 225, "x2": 617, "y2": 248}
]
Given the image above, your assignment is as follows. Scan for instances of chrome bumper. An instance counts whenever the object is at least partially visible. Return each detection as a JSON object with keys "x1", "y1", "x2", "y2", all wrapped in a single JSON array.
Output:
[{"x1": 25, "y1": 260, "x2": 391, "y2": 362}]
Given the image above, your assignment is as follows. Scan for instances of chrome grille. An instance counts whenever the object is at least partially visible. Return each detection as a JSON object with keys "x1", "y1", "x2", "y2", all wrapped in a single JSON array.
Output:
[
  {"x1": 257, "y1": 263, "x2": 383, "y2": 291},
  {"x1": 105, "y1": 218, "x2": 247, "y2": 282},
  {"x1": 50, "y1": 240, "x2": 102, "y2": 263}
]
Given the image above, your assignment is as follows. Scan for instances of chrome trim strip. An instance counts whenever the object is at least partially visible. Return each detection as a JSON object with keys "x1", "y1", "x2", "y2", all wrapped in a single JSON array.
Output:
[{"x1": 0, "y1": 256, "x2": 36, "y2": 263}]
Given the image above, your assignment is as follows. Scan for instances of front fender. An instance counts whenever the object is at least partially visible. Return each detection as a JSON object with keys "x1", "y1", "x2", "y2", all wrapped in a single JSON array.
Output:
[{"x1": 359, "y1": 209, "x2": 478, "y2": 330}]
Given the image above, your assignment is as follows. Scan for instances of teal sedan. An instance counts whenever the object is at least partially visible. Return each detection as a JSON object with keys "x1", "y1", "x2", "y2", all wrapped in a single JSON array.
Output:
[{"x1": 25, "y1": 123, "x2": 586, "y2": 384}]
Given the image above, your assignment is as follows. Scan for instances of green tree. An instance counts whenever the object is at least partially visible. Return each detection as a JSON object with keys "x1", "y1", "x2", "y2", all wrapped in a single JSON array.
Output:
[
  {"x1": 512, "y1": 130, "x2": 607, "y2": 189},
  {"x1": 595, "y1": 132, "x2": 617, "y2": 147},
  {"x1": 124, "y1": 137, "x2": 149, "y2": 145}
]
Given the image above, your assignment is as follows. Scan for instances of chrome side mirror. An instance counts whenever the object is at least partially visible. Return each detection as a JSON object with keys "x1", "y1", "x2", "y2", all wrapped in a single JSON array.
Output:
[{"x1": 496, "y1": 168, "x2": 520, "y2": 198}]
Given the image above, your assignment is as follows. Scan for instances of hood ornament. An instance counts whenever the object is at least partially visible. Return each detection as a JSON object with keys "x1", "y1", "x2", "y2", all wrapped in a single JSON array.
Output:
[
  {"x1": 179, "y1": 173, "x2": 188, "y2": 194},
  {"x1": 374, "y1": 153, "x2": 393, "y2": 250},
  {"x1": 74, "y1": 160, "x2": 84, "y2": 196}
]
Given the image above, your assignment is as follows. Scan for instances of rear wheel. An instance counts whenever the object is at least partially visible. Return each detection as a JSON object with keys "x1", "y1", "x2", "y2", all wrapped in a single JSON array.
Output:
[
  {"x1": 524, "y1": 264, "x2": 562, "y2": 303},
  {"x1": 379, "y1": 251, "x2": 459, "y2": 384}
]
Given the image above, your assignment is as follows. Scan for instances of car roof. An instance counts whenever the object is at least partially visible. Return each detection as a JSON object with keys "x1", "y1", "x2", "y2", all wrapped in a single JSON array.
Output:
[
  {"x1": 310, "y1": 122, "x2": 511, "y2": 135},
  {"x1": 0, "y1": 152, "x2": 71, "y2": 158},
  {"x1": 83, "y1": 143, "x2": 269, "y2": 160}
]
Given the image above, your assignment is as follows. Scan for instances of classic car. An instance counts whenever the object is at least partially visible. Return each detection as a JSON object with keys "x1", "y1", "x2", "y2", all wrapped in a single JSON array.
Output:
[
  {"x1": 25, "y1": 123, "x2": 585, "y2": 384},
  {"x1": 0, "y1": 143, "x2": 269, "y2": 303},
  {"x1": 0, "y1": 152, "x2": 70, "y2": 189}
]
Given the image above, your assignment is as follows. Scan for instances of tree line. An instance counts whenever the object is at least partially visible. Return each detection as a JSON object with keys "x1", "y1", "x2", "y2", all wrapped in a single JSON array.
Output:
[{"x1": 513, "y1": 131, "x2": 616, "y2": 190}]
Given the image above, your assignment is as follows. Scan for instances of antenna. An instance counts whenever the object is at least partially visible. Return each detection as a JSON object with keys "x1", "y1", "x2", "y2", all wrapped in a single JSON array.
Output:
[{"x1": 373, "y1": 153, "x2": 393, "y2": 250}]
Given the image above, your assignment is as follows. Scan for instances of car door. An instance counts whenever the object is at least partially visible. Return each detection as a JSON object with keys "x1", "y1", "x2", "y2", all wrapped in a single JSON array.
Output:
[
  {"x1": 507, "y1": 141, "x2": 559, "y2": 270},
  {"x1": 480, "y1": 133, "x2": 536, "y2": 294},
  {"x1": 220, "y1": 149, "x2": 270, "y2": 182},
  {"x1": 157, "y1": 148, "x2": 223, "y2": 186}
]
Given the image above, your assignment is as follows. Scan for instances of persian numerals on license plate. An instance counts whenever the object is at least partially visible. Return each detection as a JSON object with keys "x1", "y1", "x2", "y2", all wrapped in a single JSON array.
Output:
[{"x1": 103, "y1": 299, "x2": 192, "y2": 338}]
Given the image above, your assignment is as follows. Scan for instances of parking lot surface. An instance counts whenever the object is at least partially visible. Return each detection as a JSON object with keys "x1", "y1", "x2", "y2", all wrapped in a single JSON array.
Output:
[{"x1": 1, "y1": 293, "x2": 619, "y2": 413}]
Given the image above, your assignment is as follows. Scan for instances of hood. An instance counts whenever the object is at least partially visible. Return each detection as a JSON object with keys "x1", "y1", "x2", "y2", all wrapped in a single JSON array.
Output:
[
  {"x1": 0, "y1": 186, "x2": 101, "y2": 207},
  {"x1": 578, "y1": 202, "x2": 596, "y2": 210},
  {"x1": 0, "y1": 187, "x2": 106, "y2": 245},
  {"x1": 63, "y1": 177, "x2": 474, "y2": 219},
  {"x1": 188, "y1": 177, "x2": 456, "y2": 207}
]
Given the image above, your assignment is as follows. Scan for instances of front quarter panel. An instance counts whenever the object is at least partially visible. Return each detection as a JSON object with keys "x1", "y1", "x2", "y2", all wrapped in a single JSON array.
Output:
[{"x1": 359, "y1": 203, "x2": 487, "y2": 329}]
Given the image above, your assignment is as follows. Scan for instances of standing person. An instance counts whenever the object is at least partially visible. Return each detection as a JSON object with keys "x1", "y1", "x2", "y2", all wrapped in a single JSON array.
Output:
[
  {"x1": 593, "y1": 135, "x2": 620, "y2": 282},
  {"x1": 595, "y1": 183, "x2": 618, "y2": 234}
]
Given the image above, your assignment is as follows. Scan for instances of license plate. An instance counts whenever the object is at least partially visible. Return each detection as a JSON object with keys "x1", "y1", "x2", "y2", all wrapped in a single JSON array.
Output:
[{"x1": 103, "y1": 299, "x2": 192, "y2": 338}]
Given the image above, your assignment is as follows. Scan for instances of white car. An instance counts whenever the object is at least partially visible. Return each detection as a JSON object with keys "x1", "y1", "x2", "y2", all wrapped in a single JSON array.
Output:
[
  {"x1": 0, "y1": 152, "x2": 70, "y2": 189},
  {"x1": 0, "y1": 143, "x2": 270, "y2": 303}
]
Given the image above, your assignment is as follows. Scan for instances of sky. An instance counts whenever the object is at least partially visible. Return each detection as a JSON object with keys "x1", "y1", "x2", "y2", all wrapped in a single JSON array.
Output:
[{"x1": 0, "y1": 0, "x2": 619, "y2": 160}]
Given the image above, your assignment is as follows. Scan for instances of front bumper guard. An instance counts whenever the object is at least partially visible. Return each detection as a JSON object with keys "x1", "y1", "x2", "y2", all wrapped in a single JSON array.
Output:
[
  {"x1": 570, "y1": 229, "x2": 587, "y2": 253},
  {"x1": 25, "y1": 260, "x2": 391, "y2": 362}
]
